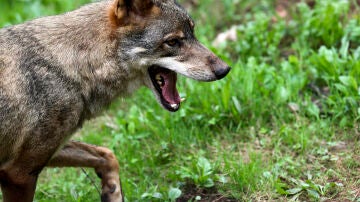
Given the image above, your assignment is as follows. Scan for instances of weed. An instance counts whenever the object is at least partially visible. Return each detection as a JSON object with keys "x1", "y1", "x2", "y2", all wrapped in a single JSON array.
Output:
[{"x1": 176, "y1": 156, "x2": 218, "y2": 189}]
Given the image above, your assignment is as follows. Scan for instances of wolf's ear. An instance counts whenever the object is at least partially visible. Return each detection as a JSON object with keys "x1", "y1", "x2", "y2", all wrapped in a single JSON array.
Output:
[{"x1": 112, "y1": 0, "x2": 160, "y2": 25}]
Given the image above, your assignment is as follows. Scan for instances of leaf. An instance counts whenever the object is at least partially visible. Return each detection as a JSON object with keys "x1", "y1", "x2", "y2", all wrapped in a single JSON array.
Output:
[
  {"x1": 197, "y1": 157, "x2": 213, "y2": 175},
  {"x1": 263, "y1": 171, "x2": 272, "y2": 179},
  {"x1": 152, "y1": 192, "x2": 163, "y2": 199},
  {"x1": 203, "y1": 178, "x2": 215, "y2": 188},
  {"x1": 141, "y1": 192, "x2": 152, "y2": 198},
  {"x1": 307, "y1": 189, "x2": 320, "y2": 199},
  {"x1": 168, "y1": 188, "x2": 182, "y2": 201},
  {"x1": 307, "y1": 103, "x2": 320, "y2": 119},
  {"x1": 353, "y1": 46, "x2": 360, "y2": 60},
  {"x1": 340, "y1": 36, "x2": 349, "y2": 59},
  {"x1": 232, "y1": 96, "x2": 242, "y2": 113},
  {"x1": 286, "y1": 188, "x2": 303, "y2": 195},
  {"x1": 208, "y1": 118, "x2": 217, "y2": 125},
  {"x1": 127, "y1": 122, "x2": 136, "y2": 134},
  {"x1": 278, "y1": 86, "x2": 289, "y2": 102},
  {"x1": 275, "y1": 181, "x2": 288, "y2": 195},
  {"x1": 290, "y1": 192, "x2": 302, "y2": 201},
  {"x1": 339, "y1": 76, "x2": 357, "y2": 90},
  {"x1": 216, "y1": 174, "x2": 228, "y2": 184},
  {"x1": 288, "y1": 55, "x2": 299, "y2": 65},
  {"x1": 177, "y1": 167, "x2": 194, "y2": 179}
]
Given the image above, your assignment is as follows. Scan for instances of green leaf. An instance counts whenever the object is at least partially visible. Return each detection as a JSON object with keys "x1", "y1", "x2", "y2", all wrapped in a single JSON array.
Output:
[
  {"x1": 168, "y1": 188, "x2": 182, "y2": 201},
  {"x1": 208, "y1": 118, "x2": 217, "y2": 125},
  {"x1": 307, "y1": 103, "x2": 320, "y2": 119},
  {"x1": 232, "y1": 96, "x2": 242, "y2": 114},
  {"x1": 203, "y1": 179, "x2": 215, "y2": 188},
  {"x1": 339, "y1": 76, "x2": 357, "y2": 89},
  {"x1": 277, "y1": 86, "x2": 289, "y2": 102},
  {"x1": 152, "y1": 192, "x2": 163, "y2": 199},
  {"x1": 275, "y1": 181, "x2": 288, "y2": 195},
  {"x1": 334, "y1": 83, "x2": 348, "y2": 94},
  {"x1": 216, "y1": 174, "x2": 228, "y2": 184},
  {"x1": 340, "y1": 36, "x2": 349, "y2": 59},
  {"x1": 307, "y1": 189, "x2": 320, "y2": 199},
  {"x1": 197, "y1": 157, "x2": 213, "y2": 175},
  {"x1": 286, "y1": 188, "x2": 303, "y2": 195}
]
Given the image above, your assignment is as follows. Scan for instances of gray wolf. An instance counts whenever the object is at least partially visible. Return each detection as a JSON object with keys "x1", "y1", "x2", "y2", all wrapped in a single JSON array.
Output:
[{"x1": 0, "y1": 0, "x2": 230, "y2": 201}]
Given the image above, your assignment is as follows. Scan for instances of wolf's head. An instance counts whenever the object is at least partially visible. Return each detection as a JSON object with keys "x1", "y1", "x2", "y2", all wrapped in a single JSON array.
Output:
[{"x1": 109, "y1": 0, "x2": 230, "y2": 111}]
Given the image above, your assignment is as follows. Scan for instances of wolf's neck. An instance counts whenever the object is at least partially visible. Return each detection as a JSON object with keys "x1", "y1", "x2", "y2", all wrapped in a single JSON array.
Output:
[
  {"x1": 28, "y1": 1, "x2": 136, "y2": 118},
  {"x1": 28, "y1": 1, "x2": 115, "y2": 79}
]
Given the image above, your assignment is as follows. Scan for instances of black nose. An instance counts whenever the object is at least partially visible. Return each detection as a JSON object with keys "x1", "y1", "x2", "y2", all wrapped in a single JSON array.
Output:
[{"x1": 215, "y1": 66, "x2": 231, "y2": 80}]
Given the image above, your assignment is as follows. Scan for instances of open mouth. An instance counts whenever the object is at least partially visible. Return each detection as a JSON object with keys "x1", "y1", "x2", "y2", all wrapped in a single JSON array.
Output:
[{"x1": 148, "y1": 66, "x2": 182, "y2": 112}]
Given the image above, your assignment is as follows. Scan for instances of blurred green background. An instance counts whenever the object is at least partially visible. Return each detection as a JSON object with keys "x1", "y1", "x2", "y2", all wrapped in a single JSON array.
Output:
[
  {"x1": 0, "y1": 0, "x2": 91, "y2": 26},
  {"x1": 0, "y1": 0, "x2": 359, "y2": 201}
]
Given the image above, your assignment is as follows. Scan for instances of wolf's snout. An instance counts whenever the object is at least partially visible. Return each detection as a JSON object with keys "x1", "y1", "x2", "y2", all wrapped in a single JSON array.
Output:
[
  {"x1": 207, "y1": 55, "x2": 231, "y2": 80},
  {"x1": 214, "y1": 66, "x2": 231, "y2": 80}
]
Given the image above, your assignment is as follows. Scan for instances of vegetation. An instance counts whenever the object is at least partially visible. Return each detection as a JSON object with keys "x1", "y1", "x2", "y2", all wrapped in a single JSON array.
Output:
[{"x1": 1, "y1": 0, "x2": 359, "y2": 201}]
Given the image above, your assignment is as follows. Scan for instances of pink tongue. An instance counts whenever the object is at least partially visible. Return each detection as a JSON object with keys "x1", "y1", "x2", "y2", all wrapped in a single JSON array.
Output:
[{"x1": 160, "y1": 72, "x2": 181, "y2": 104}]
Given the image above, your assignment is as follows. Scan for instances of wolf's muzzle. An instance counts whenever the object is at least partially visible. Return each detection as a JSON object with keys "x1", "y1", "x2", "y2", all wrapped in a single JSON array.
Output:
[{"x1": 215, "y1": 66, "x2": 231, "y2": 80}]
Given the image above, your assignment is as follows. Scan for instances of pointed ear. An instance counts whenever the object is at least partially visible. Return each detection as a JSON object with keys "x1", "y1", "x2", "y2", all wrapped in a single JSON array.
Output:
[{"x1": 112, "y1": 0, "x2": 160, "y2": 24}]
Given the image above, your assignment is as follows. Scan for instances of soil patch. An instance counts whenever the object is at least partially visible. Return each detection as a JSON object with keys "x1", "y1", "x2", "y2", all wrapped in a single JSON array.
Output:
[{"x1": 177, "y1": 184, "x2": 239, "y2": 202}]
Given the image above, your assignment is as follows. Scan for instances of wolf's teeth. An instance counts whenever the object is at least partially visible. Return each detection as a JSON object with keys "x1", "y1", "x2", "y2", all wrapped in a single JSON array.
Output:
[
  {"x1": 171, "y1": 104, "x2": 179, "y2": 109},
  {"x1": 155, "y1": 74, "x2": 164, "y2": 87},
  {"x1": 156, "y1": 74, "x2": 161, "y2": 80}
]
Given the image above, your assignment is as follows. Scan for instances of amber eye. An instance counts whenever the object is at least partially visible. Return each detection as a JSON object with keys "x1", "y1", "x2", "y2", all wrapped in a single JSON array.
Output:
[{"x1": 165, "y1": 39, "x2": 180, "y2": 47}]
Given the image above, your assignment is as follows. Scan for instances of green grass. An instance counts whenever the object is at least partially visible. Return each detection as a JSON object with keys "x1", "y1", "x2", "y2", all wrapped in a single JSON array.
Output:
[{"x1": 1, "y1": 0, "x2": 360, "y2": 201}]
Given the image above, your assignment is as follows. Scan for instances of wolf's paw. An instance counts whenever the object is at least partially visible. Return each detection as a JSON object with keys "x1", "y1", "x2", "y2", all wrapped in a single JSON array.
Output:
[{"x1": 101, "y1": 180, "x2": 123, "y2": 202}]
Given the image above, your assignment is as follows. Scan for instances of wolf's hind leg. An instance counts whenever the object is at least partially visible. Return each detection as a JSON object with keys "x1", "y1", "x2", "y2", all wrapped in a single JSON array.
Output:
[{"x1": 47, "y1": 141, "x2": 123, "y2": 202}]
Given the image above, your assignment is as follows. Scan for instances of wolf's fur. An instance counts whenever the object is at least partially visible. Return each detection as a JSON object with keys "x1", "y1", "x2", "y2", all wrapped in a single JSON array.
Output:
[{"x1": 0, "y1": 0, "x2": 230, "y2": 201}]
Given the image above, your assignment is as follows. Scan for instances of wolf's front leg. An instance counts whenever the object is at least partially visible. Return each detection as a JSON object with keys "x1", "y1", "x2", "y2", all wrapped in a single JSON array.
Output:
[{"x1": 47, "y1": 141, "x2": 123, "y2": 202}]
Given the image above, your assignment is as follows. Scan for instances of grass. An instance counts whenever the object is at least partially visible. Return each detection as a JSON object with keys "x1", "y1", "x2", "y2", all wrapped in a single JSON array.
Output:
[{"x1": 1, "y1": 0, "x2": 360, "y2": 201}]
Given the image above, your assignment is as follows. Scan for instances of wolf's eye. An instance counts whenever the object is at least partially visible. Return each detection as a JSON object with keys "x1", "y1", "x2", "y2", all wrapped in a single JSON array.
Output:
[{"x1": 165, "y1": 39, "x2": 180, "y2": 47}]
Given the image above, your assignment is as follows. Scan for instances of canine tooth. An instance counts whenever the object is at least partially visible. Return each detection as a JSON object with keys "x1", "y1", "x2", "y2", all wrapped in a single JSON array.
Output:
[
  {"x1": 155, "y1": 74, "x2": 161, "y2": 81},
  {"x1": 155, "y1": 74, "x2": 164, "y2": 86}
]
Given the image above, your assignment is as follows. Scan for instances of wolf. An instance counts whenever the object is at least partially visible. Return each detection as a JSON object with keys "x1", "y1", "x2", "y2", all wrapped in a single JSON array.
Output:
[{"x1": 0, "y1": 0, "x2": 230, "y2": 201}]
